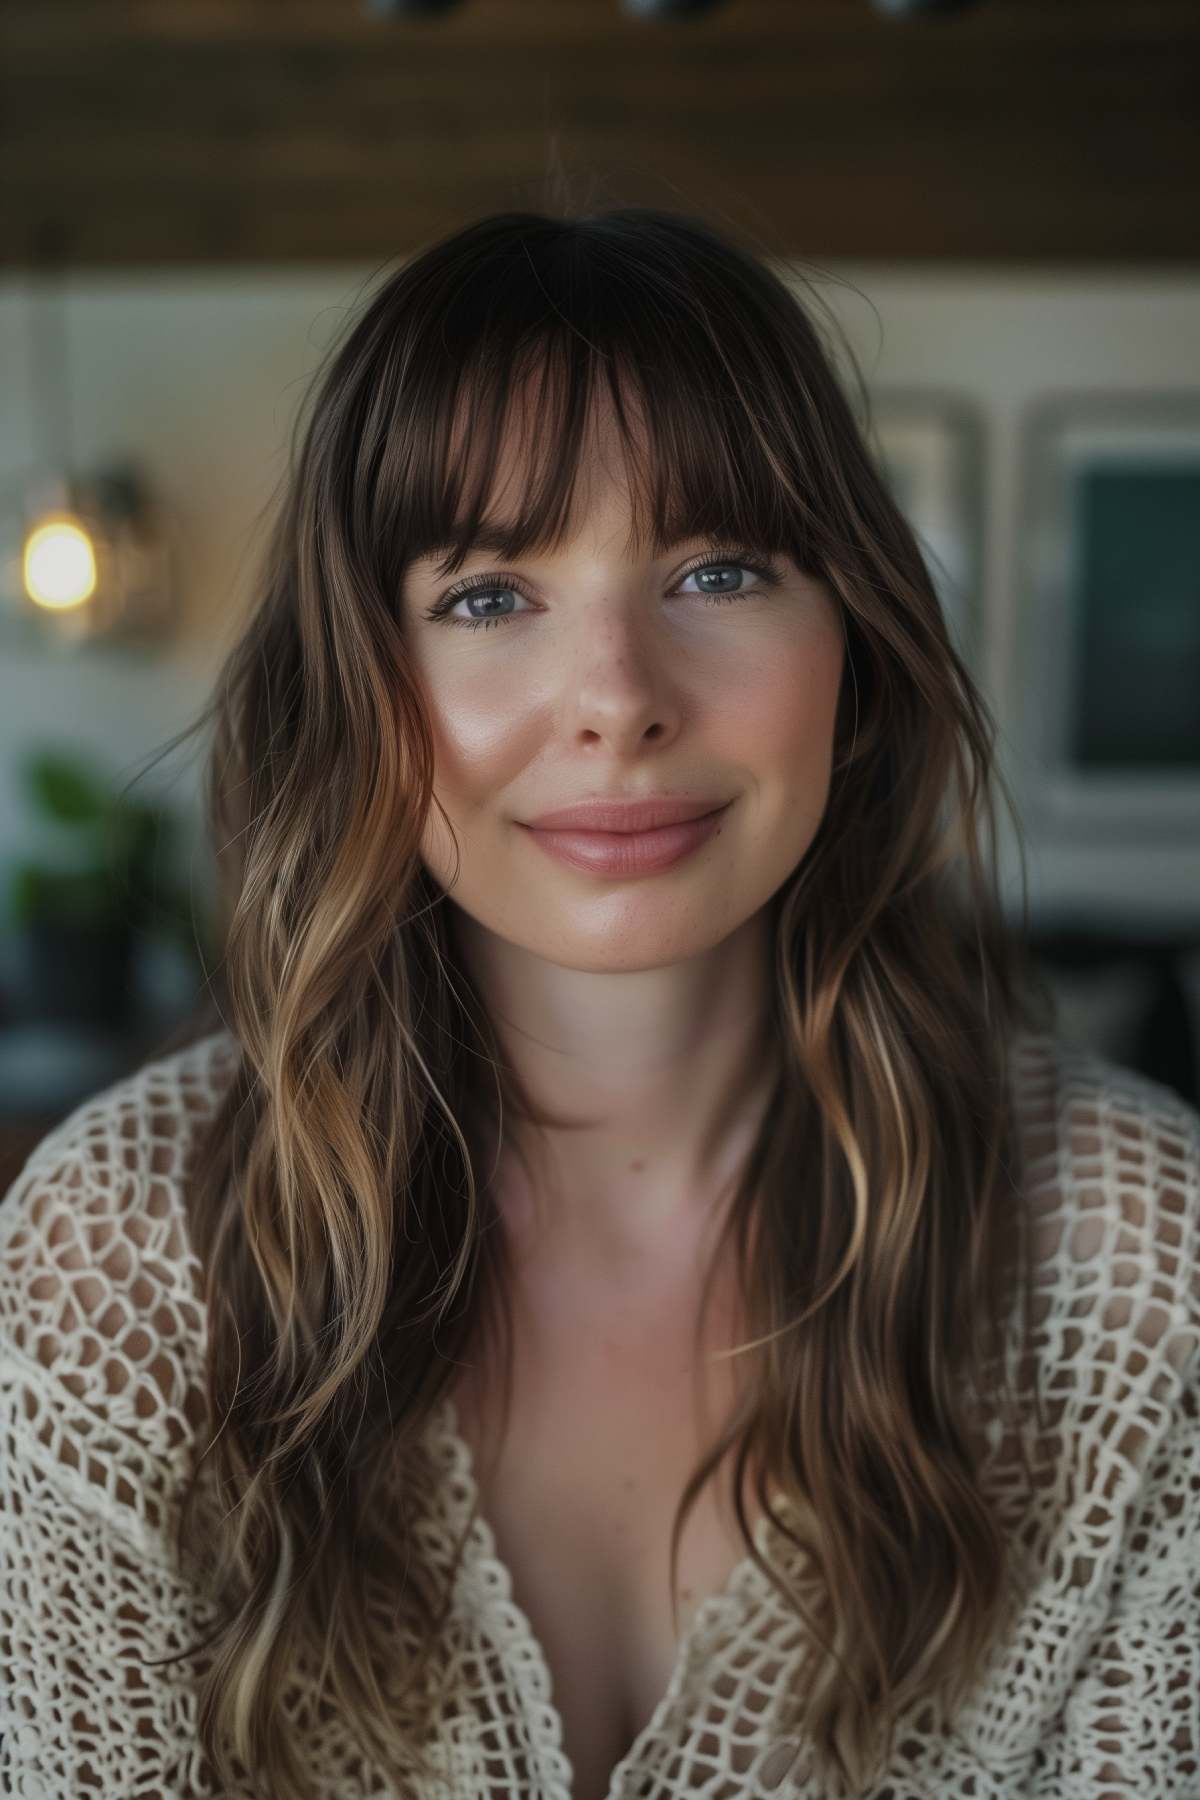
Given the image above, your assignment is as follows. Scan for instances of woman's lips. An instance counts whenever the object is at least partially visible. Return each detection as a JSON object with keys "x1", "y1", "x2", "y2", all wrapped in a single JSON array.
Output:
[
  {"x1": 524, "y1": 796, "x2": 727, "y2": 831},
  {"x1": 519, "y1": 801, "x2": 731, "y2": 877}
]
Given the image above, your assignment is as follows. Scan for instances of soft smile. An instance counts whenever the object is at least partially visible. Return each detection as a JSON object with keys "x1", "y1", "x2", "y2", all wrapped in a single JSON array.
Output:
[{"x1": 519, "y1": 801, "x2": 731, "y2": 878}]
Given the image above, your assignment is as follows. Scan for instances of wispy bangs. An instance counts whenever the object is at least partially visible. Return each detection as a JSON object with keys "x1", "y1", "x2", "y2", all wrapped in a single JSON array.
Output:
[{"x1": 353, "y1": 217, "x2": 831, "y2": 591}]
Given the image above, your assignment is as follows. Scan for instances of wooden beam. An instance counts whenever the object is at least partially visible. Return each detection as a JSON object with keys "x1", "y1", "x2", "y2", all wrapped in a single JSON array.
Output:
[{"x1": 2, "y1": 0, "x2": 1197, "y2": 266}]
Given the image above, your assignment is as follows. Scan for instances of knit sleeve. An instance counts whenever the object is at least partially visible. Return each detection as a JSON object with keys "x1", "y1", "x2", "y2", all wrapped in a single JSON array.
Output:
[
  {"x1": 1028, "y1": 1074, "x2": 1200, "y2": 1799},
  {"x1": 0, "y1": 1365, "x2": 216, "y2": 1798},
  {"x1": 0, "y1": 1043, "x2": 234, "y2": 1799}
]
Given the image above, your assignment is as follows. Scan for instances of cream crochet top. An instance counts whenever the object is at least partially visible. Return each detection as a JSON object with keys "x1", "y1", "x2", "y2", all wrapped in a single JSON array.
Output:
[{"x1": 1, "y1": 1027, "x2": 1197, "y2": 1799}]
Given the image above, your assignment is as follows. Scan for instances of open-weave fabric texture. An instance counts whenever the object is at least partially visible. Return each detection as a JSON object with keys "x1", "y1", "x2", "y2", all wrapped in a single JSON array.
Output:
[{"x1": 1, "y1": 1027, "x2": 1197, "y2": 1799}]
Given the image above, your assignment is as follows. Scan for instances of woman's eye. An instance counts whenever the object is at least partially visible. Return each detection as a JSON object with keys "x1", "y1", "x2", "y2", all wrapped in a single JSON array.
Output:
[
  {"x1": 433, "y1": 584, "x2": 534, "y2": 630},
  {"x1": 424, "y1": 555, "x2": 780, "y2": 633},
  {"x1": 677, "y1": 562, "x2": 761, "y2": 598}
]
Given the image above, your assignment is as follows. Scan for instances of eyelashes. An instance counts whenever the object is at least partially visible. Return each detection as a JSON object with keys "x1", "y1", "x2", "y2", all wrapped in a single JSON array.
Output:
[{"x1": 420, "y1": 546, "x2": 787, "y2": 634}]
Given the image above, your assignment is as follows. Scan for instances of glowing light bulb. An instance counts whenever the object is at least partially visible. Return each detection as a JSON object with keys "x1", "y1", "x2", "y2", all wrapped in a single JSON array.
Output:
[{"x1": 23, "y1": 515, "x2": 98, "y2": 611}]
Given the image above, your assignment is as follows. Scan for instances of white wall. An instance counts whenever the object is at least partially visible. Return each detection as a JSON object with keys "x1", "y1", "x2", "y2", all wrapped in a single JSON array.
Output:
[{"x1": 2, "y1": 261, "x2": 1198, "y2": 933}]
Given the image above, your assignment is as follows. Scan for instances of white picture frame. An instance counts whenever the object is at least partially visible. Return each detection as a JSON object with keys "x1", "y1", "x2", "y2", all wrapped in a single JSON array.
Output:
[
  {"x1": 1014, "y1": 391, "x2": 1200, "y2": 843},
  {"x1": 861, "y1": 387, "x2": 985, "y2": 678}
]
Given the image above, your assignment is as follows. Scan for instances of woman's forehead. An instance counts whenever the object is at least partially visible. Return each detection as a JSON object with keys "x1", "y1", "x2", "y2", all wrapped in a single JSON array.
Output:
[
  {"x1": 411, "y1": 512, "x2": 689, "y2": 580},
  {"x1": 422, "y1": 433, "x2": 669, "y2": 573},
  {"x1": 414, "y1": 364, "x2": 795, "y2": 576}
]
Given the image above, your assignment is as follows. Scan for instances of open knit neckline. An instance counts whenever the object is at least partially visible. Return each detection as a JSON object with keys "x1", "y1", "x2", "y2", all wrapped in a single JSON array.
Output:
[{"x1": 431, "y1": 1391, "x2": 793, "y2": 1797}]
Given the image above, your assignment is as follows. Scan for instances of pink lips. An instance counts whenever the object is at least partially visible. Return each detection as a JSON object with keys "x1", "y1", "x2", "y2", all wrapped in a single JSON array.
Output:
[
  {"x1": 519, "y1": 799, "x2": 731, "y2": 877},
  {"x1": 524, "y1": 797, "x2": 727, "y2": 832}
]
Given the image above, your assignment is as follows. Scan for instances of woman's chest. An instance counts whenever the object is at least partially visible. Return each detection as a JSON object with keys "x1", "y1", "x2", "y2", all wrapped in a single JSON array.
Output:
[
  {"x1": 477, "y1": 1413, "x2": 753, "y2": 1792},
  {"x1": 448, "y1": 1276, "x2": 760, "y2": 1798}
]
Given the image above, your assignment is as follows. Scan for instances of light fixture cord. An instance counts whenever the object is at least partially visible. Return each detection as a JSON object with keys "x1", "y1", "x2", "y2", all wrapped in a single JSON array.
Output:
[{"x1": 27, "y1": 220, "x2": 74, "y2": 482}]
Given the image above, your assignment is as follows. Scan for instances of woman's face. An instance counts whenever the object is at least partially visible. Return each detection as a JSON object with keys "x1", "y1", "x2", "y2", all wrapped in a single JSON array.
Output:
[{"x1": 401, "y1": 394, "x2": 846, "y2": 975}]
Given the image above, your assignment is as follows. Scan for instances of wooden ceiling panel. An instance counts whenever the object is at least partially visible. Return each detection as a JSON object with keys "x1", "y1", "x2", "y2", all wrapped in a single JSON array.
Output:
[{"x1": 2, "y1": 0, "x2": 1197, "y2": 266}]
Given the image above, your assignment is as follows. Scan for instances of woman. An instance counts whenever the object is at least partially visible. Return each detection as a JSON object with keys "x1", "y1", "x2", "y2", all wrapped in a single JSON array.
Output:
[{"x1": 1, "y1": 206, "x2": 1197, "y2": 1800}]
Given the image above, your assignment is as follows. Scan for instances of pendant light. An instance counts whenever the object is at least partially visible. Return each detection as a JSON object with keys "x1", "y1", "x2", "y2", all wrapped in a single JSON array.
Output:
[{"x1": 0, "y1": 223, "x2": 174, "y2": 649}]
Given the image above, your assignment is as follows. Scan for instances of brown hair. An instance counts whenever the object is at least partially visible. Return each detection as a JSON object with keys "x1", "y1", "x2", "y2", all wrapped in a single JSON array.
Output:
[{"x1": 141, "y1": 199, "x2": 1054, "y2": 1797}]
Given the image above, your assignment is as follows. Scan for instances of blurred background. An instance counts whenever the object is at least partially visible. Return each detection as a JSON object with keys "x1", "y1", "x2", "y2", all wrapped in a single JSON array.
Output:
[{"x1": 1, "y1": 0, "x2": 1198, "y2": 1190}]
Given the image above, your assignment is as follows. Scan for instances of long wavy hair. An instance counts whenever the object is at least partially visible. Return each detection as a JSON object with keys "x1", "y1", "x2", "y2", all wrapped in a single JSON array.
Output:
[{"x1": 141, "y1": 200, "x2": 1056, "y2": 1798}]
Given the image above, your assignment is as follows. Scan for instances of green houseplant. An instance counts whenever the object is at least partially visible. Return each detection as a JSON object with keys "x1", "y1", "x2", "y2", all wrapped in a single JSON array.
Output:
[{"x1": 5, "y1": 745, "x2": 209, "y2": 1027}]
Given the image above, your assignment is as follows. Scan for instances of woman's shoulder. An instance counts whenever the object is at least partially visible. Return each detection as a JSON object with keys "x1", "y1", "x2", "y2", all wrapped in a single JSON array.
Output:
[
  {"x1": 0, "y1": 1031, "x2": 248, "y2": 1799},
  {"x1": 1006, "y1": 1025, "x2": 1200, "y2": 1399},
  {"x1": 0, "y1": 1026, "x2": 241, "y2": 1482},
  {"x1": 963, "y1": 1033, "x2": 1200, "y2": 1793}
]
